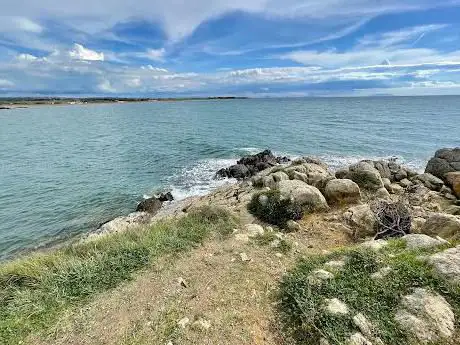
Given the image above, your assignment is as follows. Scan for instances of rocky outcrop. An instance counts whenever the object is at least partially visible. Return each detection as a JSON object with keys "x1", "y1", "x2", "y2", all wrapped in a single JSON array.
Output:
[
  {"x1": 425, "y1": 147, "x2": 460, "y2": 180},
  {"x1": 216, "y1": 149, "x2": 289, "y2": 179},
  {"x1": 278, "y1": 179, "x2": 329, "y2": 212},
  {"x1": 395, "y1": 288, "x2": 455, "y2": 344},
  {"x1": 344, "y1": 204, "x2": 377, "y2": 238},
  {"x1": 412, "y1": 173, "x2": 444, "y2": 191},
  {"x1": 324, "y1": 179, "x2": 361, "y2": 205}
]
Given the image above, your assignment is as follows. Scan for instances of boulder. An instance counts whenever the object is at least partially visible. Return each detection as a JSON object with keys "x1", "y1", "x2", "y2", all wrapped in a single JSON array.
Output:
[
  {"x1": 393, "y1": 169, "x2": 408, "y2": 181},
  {"x1": 292, "y1": 171, "x2": 309, "y2": 183},
  {"x1": 244, "y1": 224, "x2": 265, "y2": 237},
  {"x1": 346, "y1": 161, "x2": 384, "y2": 191},
  {"x1": 345, "y1": 204, "x2": 377, "y2": 238},
  {"x1": 401, "y1": 234, "x2": 447, "y2": 249},
  {"x1": 374, "y1": 161, "x2": 391, "y2": 179},
  {"x1": 421, "y1": 213, "x2": 460, "y2": 239},
  {"x1": 303, "y1": 156, "x2": 328, "y2": 170},
  {"x1": 96, "y1": 212, "x2": 151, "y2": 235},
  {"x1": 324, "y1": 179, "x2": 361, "y2": 205},
  {"x1": 413, "y1": 173, "x2": 444, "y2": 191},
  {"x1": 389, "y1": 184, "x2": 404, "y2": 195},
  {"x1": 271, "y1": 171, "x2": 289, "y2": 183},
  {"x1": 335, "y1": 168, "x2": 349, "y2": 179},
  {"x1": 278, "y1": 179, "x2": 329, "y2": 212},
  {"x1": 157, "y1": 191, "x2": 174, "y2": 202},
  {"x1": 445, "y1": 171, "x2": 460, "y2": 198},
  {"x1": 136, "y1": 197, "x2": 162, "y2": 214},
  {"x1": 399, "y1": 178, "x2": 412, "y2": 188},
  {"x1": 425, "y1": 147, "x2": 460, "y2": 180},
  {"x1": 375, "y1": 187, "x2": 391, "y2": 200},
  {"x1": 395, "y1": 288, "x2": 455, "y2": 344},
  {"x1": 216, "y1": 149, "x2": 290, "y2": 179},
  {"x1": 429, "y1": 245, "x2": 460, "y2": 284}
]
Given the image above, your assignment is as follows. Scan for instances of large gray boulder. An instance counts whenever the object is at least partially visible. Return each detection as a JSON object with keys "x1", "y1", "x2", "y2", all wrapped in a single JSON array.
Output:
[
  {"x1": 412, "y1": 173, "x2": 444, "y2": 191},
  {"x1": 395, "y1": 288, "x2": 455, "y2": 344},
  {"x1": 278, "y1": 179, "x2": 329, "y2": 212},
  {"x1": 445, "y1": 171, "x2": 460, "y2": 198},
  {"x1": 429, "y1": 245, "x2": 460, "y2": 284},
  {"x1": 136, "y1": 197, "x2": 162, "y2": 214},
  {"x1": 425, "y1": 147, "x2": 460, "y2": 180},
  {"x1": 421, "y1": 213, "x2": 460, "y2": 239},
  {"x1": 346, "y1": 161, "x2": 384, "y2": 191},
  {"x1": 324, "y1": 179, "x2": 361, "y2": 205},
  {"x1": 401, "y1": 234, "x2": 447, "y2": 250}
]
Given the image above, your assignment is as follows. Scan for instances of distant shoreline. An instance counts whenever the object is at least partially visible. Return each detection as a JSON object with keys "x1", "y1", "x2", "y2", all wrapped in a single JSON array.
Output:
[{"x1": 0, "y1": 96, "x2": 248, "y2": 109}]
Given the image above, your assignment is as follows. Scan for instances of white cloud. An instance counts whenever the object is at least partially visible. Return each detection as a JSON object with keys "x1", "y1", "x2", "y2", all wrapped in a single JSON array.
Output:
[
  {"x1": 145, "y1": 48, "x2": 166, "y2": 62},
  {"x1": 0, "y1": 0, "x2": 456, "y2": 41},
  {"x1": 97, "y1": 79, "x2": 116, "y2": 93},
  {"x1": 69, "y1": 44, "x2": 105, "y2": 61},
  {"x1": 0, "y1": 79, "x2": 14, "y2": 87},
  {"x1": 12, "y1": 17, "x2": 43, "y2": 33}
]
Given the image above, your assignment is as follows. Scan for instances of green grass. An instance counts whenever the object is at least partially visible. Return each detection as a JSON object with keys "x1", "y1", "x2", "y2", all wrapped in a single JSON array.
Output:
[
  {"x1": 0, "y1": 206, "x2": 236, "y2": 345},
  {"x1": 252, "y1": 232, "x2": 292, "y2": 254},
  {"x1": 278, "y1": 241, "x2": 460, "y2": 345}
]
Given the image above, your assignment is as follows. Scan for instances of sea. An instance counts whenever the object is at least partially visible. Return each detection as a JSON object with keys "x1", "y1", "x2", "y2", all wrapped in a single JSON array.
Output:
[{"x1": 0, "y1": 96, "x2": 459, "y2": 259}]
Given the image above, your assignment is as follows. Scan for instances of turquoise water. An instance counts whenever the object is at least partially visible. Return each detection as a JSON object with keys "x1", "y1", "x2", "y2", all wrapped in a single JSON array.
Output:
[{"x1": 0, "y1": 97, "x2": 459, "y2": 259}]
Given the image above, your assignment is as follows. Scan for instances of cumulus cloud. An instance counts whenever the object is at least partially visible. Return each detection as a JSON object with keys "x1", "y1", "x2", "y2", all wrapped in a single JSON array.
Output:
[
  {"x1": 0, "y1": 79, "x2": 14, "y2": 88},
  {"x1": 69, "y1": 44, "x2": 104, "y2": 61}
]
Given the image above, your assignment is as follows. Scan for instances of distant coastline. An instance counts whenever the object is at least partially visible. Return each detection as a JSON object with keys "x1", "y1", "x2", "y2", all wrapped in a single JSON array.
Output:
[{"x1": 0, "y1": 96, "x2": 248, "y2": 109}]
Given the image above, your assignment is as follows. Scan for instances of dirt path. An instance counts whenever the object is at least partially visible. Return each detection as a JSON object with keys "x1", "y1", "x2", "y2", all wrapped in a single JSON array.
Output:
[{"x1": 29, "y1": 213, "x2": 350, "y2": 345}]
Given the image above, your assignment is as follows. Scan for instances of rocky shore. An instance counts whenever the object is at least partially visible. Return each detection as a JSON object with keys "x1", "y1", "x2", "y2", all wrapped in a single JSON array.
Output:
[{"x1": 90, "y1": 148, "x2": 459, "y2": 242}]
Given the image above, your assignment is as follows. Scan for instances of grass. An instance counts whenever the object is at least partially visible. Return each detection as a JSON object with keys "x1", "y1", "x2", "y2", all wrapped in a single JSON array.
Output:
[
  {"x1": 278, "y1": 241, "x2": 460, "y2": 345},
  {"x1": 252, "y1": 232, "x2": 292, "y2": 254},
  {"x1": 0, "y1": 206, "x2": 236, "y2": 345}
]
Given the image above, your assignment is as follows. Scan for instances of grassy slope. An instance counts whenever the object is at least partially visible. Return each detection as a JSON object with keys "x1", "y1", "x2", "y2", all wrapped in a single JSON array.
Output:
[
  {"x1": 279, "y1": 240, "x2": 460, "y2": 345},
  {"x1": 0, "y1": 207, "x2": 236, "y2": 345}
]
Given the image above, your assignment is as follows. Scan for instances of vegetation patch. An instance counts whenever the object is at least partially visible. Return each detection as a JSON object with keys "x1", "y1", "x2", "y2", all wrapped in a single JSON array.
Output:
[
  {"x1": 0, "y1": 206, "x2": 236, "y2": 345},
  {"x1": 278, "y1": 242, "x2": 460, "y2": 345},
  {"x1": 248, "y1": 189, "x2": 303, "y2": 228},
  {"x1": 253, "y1": 232, "x2": 292, "y2": 254}
]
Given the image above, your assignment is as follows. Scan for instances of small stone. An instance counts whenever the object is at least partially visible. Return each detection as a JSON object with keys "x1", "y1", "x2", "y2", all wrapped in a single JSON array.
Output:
[
  {"x1": 399, "y1": 178, "x2": 412, "y2": 188},
  {"x1": 286, "y1": 220, "x2": 302, "y2": 232},
  {"x1": 353, "y1": 313, "x2": 374, "y2": 338},
  {"x1": 346, "y1": 332, "x2": 373, "y2": 345},
  {"x1": 370, "y1": 266, "x2": 392, "y2": 279},
  {"x1": 245, "y1": 224, "x2": 265, "y2": 237},
  {"x1": 324, "y1": 298, "x2": 349, "y2": 315},
  {"x1": 192, "y1": 318, "x2": 211, "y2": 330},
  {"x1": 234, "y1": 233, "x2": 250, "y2": 243},
  {"x1": 360, "y1": 239, "x2": 388, "y2": 251},
  {"x1": 265, "y1": 226, "x2": 274, "y2": 232},
  {"x1": 240, "y1": 252, "x2": 251, "y2": 262},
  {"x1": 177, "y1": 317, "x2": 190, "y2": 328},
  {"x1": 275, "y1": 252, "x2": 283, "y2": 258},
  {"x1": 324, "y1": 260, "x2": 346, "y2": 270},
  {"x1": 428, "y1": 245, "x2": 460, "y2": 284},
  {"x1": 270, "y1": 239, "x2": 281, "y2": 248},
  {"x1": 390, "y1": 184, "x2": 404, "y2": 195},
  {"x1": 177, "y1": 277, "x2": 188, "y2": 288}
]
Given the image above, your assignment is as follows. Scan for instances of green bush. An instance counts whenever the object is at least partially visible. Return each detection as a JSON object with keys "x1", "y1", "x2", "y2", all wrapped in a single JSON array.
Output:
[
  {"x1": 278, "y1": 244, "x2": 460, "y2": 345},
  {"x1": 248, "y1": 189, "x2": 303, "y2": 228}
]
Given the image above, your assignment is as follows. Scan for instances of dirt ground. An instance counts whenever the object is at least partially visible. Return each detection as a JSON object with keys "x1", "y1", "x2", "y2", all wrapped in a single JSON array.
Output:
[{"x1": 28, "y1": 209, "x2": 351, "y2": 345}]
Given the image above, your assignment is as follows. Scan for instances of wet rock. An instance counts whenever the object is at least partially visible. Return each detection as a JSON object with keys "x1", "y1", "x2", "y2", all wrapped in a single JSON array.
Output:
[
  {"x1": 158, "y1": 191, "x2": 174, "y2": 202},
  {"x1": 428, "y1": 245, "x2": 460, "y2": 284},
  {"x1": 324, "y1": 179, "x2": 361, "y2": 205},
  {"x1": 395, "y1": 288, "x2": 455, "y2": 343},
  {"x1": 136, "y1": 197, "x2": 162, "y2": 214}
]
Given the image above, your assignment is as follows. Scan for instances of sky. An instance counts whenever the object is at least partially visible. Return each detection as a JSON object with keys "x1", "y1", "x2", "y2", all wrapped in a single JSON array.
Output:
[{"x1": 1, "y1": 0, "x2": 460, "y2": 97}]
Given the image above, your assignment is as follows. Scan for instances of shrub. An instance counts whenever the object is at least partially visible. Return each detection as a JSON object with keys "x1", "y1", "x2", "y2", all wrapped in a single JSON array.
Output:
[
  {"x1": 371, "y1": 200, "x2": 411, "y2": 239},
  {"x1": 248, "y1": 189, "x2": 303, "y2": 228},
  {"x1": 277, "y1": 243, "x2": 460, "y2": 345}
]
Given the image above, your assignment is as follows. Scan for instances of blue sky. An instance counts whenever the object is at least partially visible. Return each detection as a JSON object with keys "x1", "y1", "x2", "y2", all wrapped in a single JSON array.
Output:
[{"x1": 1, "y1": 0, "x2": 460, "y2": 97}]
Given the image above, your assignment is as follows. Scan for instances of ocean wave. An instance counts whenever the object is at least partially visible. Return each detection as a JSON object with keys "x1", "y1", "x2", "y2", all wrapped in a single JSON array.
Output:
[{"x1": 147, "y1": 151, "x2": 426, "y2": 202}]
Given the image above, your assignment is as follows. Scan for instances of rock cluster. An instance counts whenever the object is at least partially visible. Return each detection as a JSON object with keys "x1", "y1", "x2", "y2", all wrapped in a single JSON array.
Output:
[
  {"x1": 136, "y1": 191, "x2": 174, "y2": 214},
  {"x1": 215, "y1": 149, "x2": 290, "y2": 179},
  {"x1": 425, "y1": 147, "x2": 460, "y2": 197}
]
